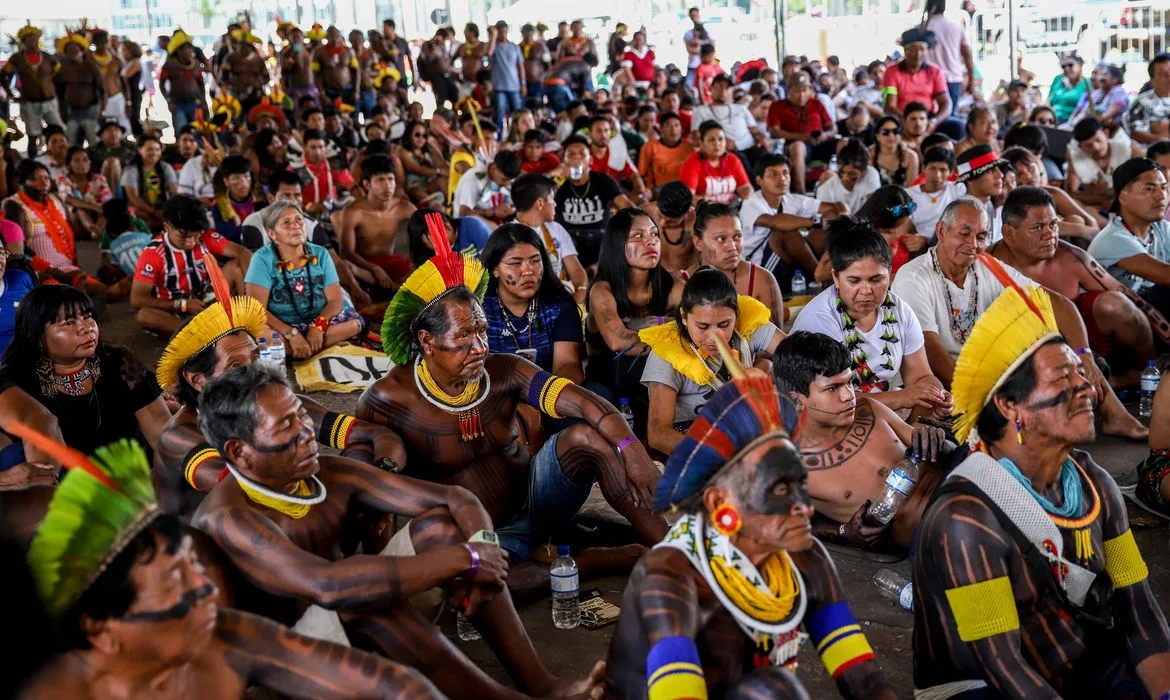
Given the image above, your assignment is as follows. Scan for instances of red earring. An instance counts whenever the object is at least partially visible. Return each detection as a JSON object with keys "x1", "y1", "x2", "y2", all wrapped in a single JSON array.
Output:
[{"x1": 711, "y1": 503, "x2": 742, "y2": 536}]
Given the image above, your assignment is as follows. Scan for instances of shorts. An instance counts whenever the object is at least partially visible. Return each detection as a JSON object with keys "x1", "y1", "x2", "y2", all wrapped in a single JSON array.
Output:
[
  {"x1": 1075, "y1": 290, "x2": 1112, "y2": 357},
  {"x1": 20, "y1": 97, "x2": 64, "y2": 136},
  {"x1": 1135, "y1": 448, "x2": 1170, "y2": 517},
  {"x1": 496, "y1": 432, "x2": 593, "y2": 561},
  {"x1": 368, "y1": 254, "x2": 412, "y2": 285}
]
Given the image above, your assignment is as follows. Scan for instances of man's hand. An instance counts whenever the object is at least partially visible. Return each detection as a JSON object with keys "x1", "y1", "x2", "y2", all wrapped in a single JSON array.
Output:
[
  {"x1": 493, "y1": 203, "x2": 515, "y2": 219},
  {"x1": 372, "y1": 266, "x2": 394, "y2": 289},
  {"x1": 843, "y1": 500, "x2": 886, "y2": 545},
  {"x1": 0, "y1": 462, "x2": 58, "y2": 490},
  {"x1": 450, "y1": 542, "x2": 508, "y2": 615},
  {"x1": 621, "y1": 442, "x2": 660, "y2": 509},
  {"x1": 910, "y1": 424, "x2": 947, "y2": 463},
  {"x1": 186, "y1": 298, "x2": 206, "y2": 314}
]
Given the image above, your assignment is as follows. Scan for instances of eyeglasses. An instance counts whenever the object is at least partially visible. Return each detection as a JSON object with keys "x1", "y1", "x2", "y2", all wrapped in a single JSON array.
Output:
[
  {"x1": 889, "y1": 201, "x2": 918, "y2": 218},
  {"x1": 878, "y1": 128, "x2": 902, "y2": 136},
  {"x1": 1062, "y1": 63, "x2": 1077, "y2": 70}
]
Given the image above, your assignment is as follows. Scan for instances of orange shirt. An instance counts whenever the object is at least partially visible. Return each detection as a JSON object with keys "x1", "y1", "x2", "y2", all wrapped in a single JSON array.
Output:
[{"x1": 638, "y1": 138, "x2": 694, "y2": 190}]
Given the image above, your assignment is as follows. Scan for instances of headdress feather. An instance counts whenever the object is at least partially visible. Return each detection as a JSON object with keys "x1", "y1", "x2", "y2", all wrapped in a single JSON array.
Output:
[{"x1": 638, "y1": 296, "x2": 772, "y2": 386}]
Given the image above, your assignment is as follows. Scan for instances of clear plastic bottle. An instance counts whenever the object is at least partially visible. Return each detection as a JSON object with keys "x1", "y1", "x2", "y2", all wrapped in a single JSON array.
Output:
[
  {"x1": 551, "y1": 544, "x2": 580, "y2": 629},
  {"x1": 619, "y1": 398, "x2": 635, "y2": 432},
  {"x1": 269, "y1": 332, "x2": 286, "y2": 365},
  {"x1": 1140, "y1": 359, "x2": 1160, "y2": 419},
  {"x1": 257, "y1": 337, "x2": 271, "y2": 366},
  {"x1": 828, "y1": 154, "x2": 839, "y2": 174},
  {"x1": 456, "y1": 611, "x2": 481, "y2": 641},
  {"x1": 868, "y1": 451, "x2": 922, "y2": 526},
  {"x1": 790, "y1": 270, "x2": 807, "y2": 297},
  {"x1": 873, "y1": 568, "x2": 914, "y2": 612}
]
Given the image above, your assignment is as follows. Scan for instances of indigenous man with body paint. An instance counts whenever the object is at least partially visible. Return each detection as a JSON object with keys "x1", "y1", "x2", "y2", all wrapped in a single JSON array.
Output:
[
  {"x1": 358, "y1": 213, "x2": 665, "y2": 595},
  {"x1": 604, "y1": 351, "x2": 895, "y2": 699},
  {"x1": 13, "y1": 426, "x2": 444, "y2": 700},
  {"x1": 911, "y1": 280, "x2": 1170, "y2": 698},
  {"x1": 153, "y1": 255, "x2": 407, "y2": 520}
]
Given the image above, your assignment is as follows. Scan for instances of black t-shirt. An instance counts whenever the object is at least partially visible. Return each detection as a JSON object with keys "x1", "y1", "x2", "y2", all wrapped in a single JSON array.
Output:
[
  {"x1": 0, "y1": 345, "x2": 161, "y2": 455},
  {"x1": 836, "y1": 118, "x2": 874, "y2": 146},
  {"x1": 555, "y1": 172, "x2": 623, "y2": 265}
]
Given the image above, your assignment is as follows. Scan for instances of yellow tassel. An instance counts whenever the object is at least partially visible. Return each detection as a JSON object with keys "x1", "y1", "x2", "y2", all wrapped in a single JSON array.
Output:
[{"x1": 1075, "y1": 528, "x2": 1093, "y2": 563}]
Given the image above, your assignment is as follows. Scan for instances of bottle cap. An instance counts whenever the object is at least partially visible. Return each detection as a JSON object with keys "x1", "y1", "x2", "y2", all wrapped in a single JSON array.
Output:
[
  {"x1": 258, "y1": 338, "x2": 267, "y2": 344},
  {"x1": 1149, "y1": 360, "x2": 1158, "y2": 367},
  {"x1": 557, "y1": 544, "x2": 570, "y2": 556}
]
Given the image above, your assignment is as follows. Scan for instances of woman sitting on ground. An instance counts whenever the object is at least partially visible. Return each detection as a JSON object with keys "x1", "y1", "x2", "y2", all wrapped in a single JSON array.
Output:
[
  {"x1": 792, "y1": 216, "x2": 951, "y2": 418},
  {"x1": 686, "y1": 200, "x2": 784, "y2": 325},
  {"x1": 869, "y1": 115, "x2": 919, "y2": 187},
  {"x1": 244, "y1": 200, "x2": 364, "y2": 360},
  {"x1": 954, "y1": 106, "x2": 1000, "y2": 156},
  {"x1": 585, "y1": 207, "x2": 684, "y2": 435},
  {"x1": 481, "y1": 223, "x2": 584, "y2": 382},
  {"x1": 678, "y1": 120, "x2": 751, "y2": 205},
  {"x1": 396, "y1": 119, "x2": 448, "y2": 209},
  {"x1": 120, "y1": 134, "x2": 177, "y2": 230},
  {"x1": 0, "y1": 285, "x2": 170, "y2": 455},
  {"x1": 641, "y1": 266, "x2": 783, "y2": 455},
  {"x1": 55, "y1": 146, "x2": 113, "y2": 241}
]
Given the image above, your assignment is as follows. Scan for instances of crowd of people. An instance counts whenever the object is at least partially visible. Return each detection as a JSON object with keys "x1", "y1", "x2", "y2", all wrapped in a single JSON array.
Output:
[{"x1": 2, "y1": 3, "x2": 1170, "y2": 698}]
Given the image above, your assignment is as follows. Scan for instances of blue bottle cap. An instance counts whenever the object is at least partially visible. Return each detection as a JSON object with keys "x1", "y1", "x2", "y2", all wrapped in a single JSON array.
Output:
[{"x1": 557, "y1": 544, "x2": 571, "y2": 556}]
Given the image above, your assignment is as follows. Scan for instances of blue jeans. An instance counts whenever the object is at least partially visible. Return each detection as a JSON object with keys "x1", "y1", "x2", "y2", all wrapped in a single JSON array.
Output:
[
  {"x1": 496, "y1": 433, "x2": 593, "y2": 561},
  {"x1": 544, "y1": 83, "x2": 574, "y2": 113},
  {"x1": 358, "y1": 89, "x2": 377, "y2": 118},
  {"x1": 492, "y1": 89, "x2": 523, "y2": 135},
  {"x1": 66, "y1": 104, "x2": 100, "y2": 147},
  {"x1": 171, "y1": 100, "x2": 200, "y2": 131},
  {"x1": 526, "y1": 81, "x2": 544, "y2": 105}
]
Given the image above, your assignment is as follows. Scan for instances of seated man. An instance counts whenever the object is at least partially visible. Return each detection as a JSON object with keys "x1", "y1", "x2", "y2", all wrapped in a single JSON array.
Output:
[
  {"x1": 131, "y1": 195, "x2": 252, "y2": 336},
  {"x1": 774, "y1": 331, "x2": 950, "y2": 548},
  {"x1": 296, "y1": 128, "x2": 354, "y2": 219},
  {"x1": 336, "y1": 155, "x2": 416, "y2": 290},
  {"x1": 452, "y1": 148, "x2": 522, "y2": 227},
  {"x1": 357, "y1": 221, "x2": 665, "y2": 591},
  {"x1": 990, "y1": 186, "x2": 1169, "y2": 382},
  {"x1": 153, "y1": 259, "x2": 404, "y2": 519},
  {"x1": 605, "y1": 367, "x2": 895, "y2": 699},
  {"x1": 194, "y1": 363, "x2": 602, "y2": 700},
  {"x1": 643, "y1": 181, "x2": 696, "y2": 275},
  {"x1": 1065, "y1": 117, "x2": 1141, "y2": 223},
  {"x1": 914, "y1": 284, "x2": 1170, "y2": 698},
  {"x1": 1086, "y1": 158, "x2": 1170, "y2": 318},
  {"x1": 18, "y1": 429, "x2": 443, "y2": 699},
  {"x1": 892, "y1": 196, "x2": 1146, "y2": 438}
]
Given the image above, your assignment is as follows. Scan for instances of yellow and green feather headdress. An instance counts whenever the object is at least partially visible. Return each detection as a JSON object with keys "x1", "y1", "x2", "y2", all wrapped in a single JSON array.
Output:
[
  {"x1": 17, "y1": 420, "x2": 159, "y2": 616},
  {"x1": 156, "y1": 253, "x2": 267, "y2": 390},
  {"x1": 381, "y1": 212, "x2": 487, "y2": 365},
  {"x1": 951, "y1": 253, "x2": 1060, "y2": 446},
  {"x1": 638, "y1": 295, "x2": 771, "y2": 386}
]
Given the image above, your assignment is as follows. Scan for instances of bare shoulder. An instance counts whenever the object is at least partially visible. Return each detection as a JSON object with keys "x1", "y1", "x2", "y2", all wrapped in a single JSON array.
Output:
[{"x1": 16, "y1": 655, "x2": 89, "y2": 699}]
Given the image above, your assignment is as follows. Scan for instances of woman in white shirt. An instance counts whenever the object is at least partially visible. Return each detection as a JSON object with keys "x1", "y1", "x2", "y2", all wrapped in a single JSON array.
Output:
[
  {"x1": 815, "y1": 138, "x2": 880, "y2": 214},
  {"x1": 791, "y1": 216, "x2": 952, "y2": 419}
]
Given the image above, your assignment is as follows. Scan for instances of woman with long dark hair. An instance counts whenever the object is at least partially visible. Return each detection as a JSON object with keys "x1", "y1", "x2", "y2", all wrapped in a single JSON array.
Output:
[
  {"x1": 869, "y1": 115, "x2": 919, "y2": 187},
  {"x1": 687, "y1": 200, "x2": 784, "y2": 324},
  {"x1": 854, "y1": 185, "x2": 928, "y2": 276},
  {"x1": 481, "y1": 223, "x2": 583, "y2": 381},
  {"x1": 585, "y1": 207, "x2": 683, "y2": 435},
  {"x1": 249, "y1": 128, "x2": 291, "y2": 197},
  {"x1": 955, "y1": 106, "x2": 999, "y2": 156},
  {"x1": 56, "y1": 146, "x2": 113, "y2": 240},
  {"x1": 396, "y1": 119, "x2": 447, "y2": 208},
  {"x1": 0, "y1": 286, "x2": 170, "y2": 455},
  {"x1": 120, "y1": 40, "x2": 145, "y2": 137},
  {"x1": 120, "y1": 134, "x2": 176, "y2": 229}
]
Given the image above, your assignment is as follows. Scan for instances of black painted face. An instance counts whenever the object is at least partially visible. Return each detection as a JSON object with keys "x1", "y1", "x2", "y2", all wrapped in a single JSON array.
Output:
[{"x1": 746, "y1": 440, "x2": 810, "y2": 516}]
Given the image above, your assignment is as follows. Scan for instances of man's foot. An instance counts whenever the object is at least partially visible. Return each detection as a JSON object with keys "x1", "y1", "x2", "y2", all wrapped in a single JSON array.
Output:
[
  {"x1": 1102, "y1": 409, "x2": 1148, "y2": 440},
  {"x1": 577, "y1": 544, "x2": 646, "y2": 574},
  {"x1": 543, "y1": 660, "x2": 606, "y2": 699}
]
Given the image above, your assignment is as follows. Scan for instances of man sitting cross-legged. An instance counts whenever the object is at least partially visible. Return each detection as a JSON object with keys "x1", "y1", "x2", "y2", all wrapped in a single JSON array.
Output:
[
  {"x1": 153, "y1": 256, "x2": 406, "y2": 520},
  {"x1": 989, "y1": 186, "x2": 1170, "y2": 386},
  {"x1": 194, "y1": 363, "x2": 603, "y2": 700},
  {"x1": 774, "y1": 331, "x2": 952, "y2": 549},
  {"x1": 16, "y1": 430, "x2": 442, "y2": 700},
  {"x1": 605, "y1": 366, "x2": 895, "y2": 699},
  {"x1": 358, "y1": 216, "x2": 665, "y2": 595}
]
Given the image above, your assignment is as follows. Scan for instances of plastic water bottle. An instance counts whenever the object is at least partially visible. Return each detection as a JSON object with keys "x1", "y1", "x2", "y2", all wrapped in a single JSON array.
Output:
[
  {"x1": 1140, "y1": 359, "x2": 1160, "y2": 419},
  {"x1": 269, "y1": 333, "x2": 286, "y2": 365},
  {"x1": 790, "y1": 270, "x2": 807, "y2": 297},
  {"x1": 828, "y1": 154, "x2": 839, "y2": 174},
  {"x1": 868, "y1": 451, "x2": 922, "y2": 526},
  {"x1": 456, "y1": 611, "x2": 481, "y2": 641},
  {"x1": 873, "y1": 568, "x2": 914, "y2": 612},
  {"x1": 619, "y1": 398, "x2": 635, "y2": 432},
  {"x1": 257, "y1": 337, "x2": 271, "y2": 366},
  {"x1": 551, "y1": 545, "x2": 580, "y2": 629}
]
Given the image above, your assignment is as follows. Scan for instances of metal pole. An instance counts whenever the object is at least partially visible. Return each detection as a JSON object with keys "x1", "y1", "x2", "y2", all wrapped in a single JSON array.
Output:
[
  {"x1": 1006, "y1": 0, "x2": 1016, "y2": 80},
  {"x1": 144, "y1": 0, "x2": 153, "y2": 38},
  {"x1": 774, "y1": 0, "x2": 785, "y2": 66}
]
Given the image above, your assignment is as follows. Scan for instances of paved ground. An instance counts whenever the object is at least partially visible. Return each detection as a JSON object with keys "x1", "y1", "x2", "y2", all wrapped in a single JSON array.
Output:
[{"x1": 89, "y1": 241, "x2": 1170, "y2": 698}]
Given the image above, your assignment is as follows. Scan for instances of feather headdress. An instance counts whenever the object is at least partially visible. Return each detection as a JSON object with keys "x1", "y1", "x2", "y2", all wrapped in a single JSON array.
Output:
[
  {"x1": 211, "y1": 94, "x2": 242, "y2": 125},
  {"x1": 653, "y1": 337, "x2": 802, "y2": 513},
  {"x1": 951, "y1": 254, "x2": 1060, "y2": 446},
  {"x1": 305, "y1": 23, "x2": 327, "y2": 41},
  {"x1": 638, "y1": 295, "x2": 771, "y2": 386},
  {"x1": 54, "y1": 27, "x2": 89, "y2": 54},
  {"x1": 381, "y1": 212, "x2": 487, "y2": 365},
  {"x1": 15, "y1": 21, "x2": 42, "y2": 43},
  {"x1": 20, "y1": 420, "x2": 159, "y2": 616},
  {"x1": 166, "y1": 29, "x2": 193, "y2": 55},
  {"x1": 246, "y1": 96, "x2": 287, "y2": 127},
  {"x1": 373, "y1": 63, "x2": 402, "y2": 89},
  {"x1": 155, "y1": 253, "x2": 267, "y2": 390}
]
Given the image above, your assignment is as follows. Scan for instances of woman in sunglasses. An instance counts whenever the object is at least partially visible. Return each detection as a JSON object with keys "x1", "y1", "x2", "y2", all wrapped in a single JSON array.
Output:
[
  {"x1": 1048, "y1": 54, "x2": 1090, "y2": 124},
  {"x1": 1027, "y1": 105, "x2": 1058, "y2": 128},
  {"x1": 869, "y1": 115, "x2": 919, "y2": 188}
]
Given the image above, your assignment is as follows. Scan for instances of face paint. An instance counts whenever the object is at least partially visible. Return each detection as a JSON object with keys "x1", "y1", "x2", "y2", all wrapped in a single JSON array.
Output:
[
  {"x1": 120, "y1": 583, "x2": 216, "y2": 623},
  {"x1": 1026, "y1": 389, "x2": 1072, "y2": 411},
  {"x1": 747, "y1": 443, "x2": 810, "y2": 515}
]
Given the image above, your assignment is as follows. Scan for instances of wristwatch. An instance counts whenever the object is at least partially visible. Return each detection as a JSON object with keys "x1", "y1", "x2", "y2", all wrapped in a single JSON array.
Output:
[
  {"x1": 469, "y1": 529, "x2": 499, "y2": 546},
  {"x1": 812, "y1": 214, "x2": 825, "y2": 228},
  {"x1": 375, "y1": 456, "x2": 399, "y2": 473},
  {"x1": 287, "y1": 328, "x2": 300, "y2": 337}
]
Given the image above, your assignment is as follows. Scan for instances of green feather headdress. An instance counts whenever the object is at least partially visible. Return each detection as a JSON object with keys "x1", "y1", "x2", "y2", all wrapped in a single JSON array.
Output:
[
  {"x1": 18, "y1": 421, "x2": 160, "y2": 616},
  {"x1": 381, "y1": 212, "x2": 487, "y2": 365}
]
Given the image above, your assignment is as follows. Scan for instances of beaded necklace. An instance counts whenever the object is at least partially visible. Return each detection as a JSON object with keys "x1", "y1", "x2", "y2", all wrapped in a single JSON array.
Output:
[
  {"x1": 414, "y1": 356, "x2": 491, "y2": 441},
  {"x1": 499, "y1": 296, "x2": 538, "y2": 350},
  {"x1": 41, "y1": 360, "x2": 100, "y2": 397},
  {"x1": 836, "y1": 292, "x2": 899, "y2": 392},
  {"x1": 227, "y1": 464, "x2": 327, "y2": 519},
  {"x1": 997, "y1": 456, "x2": 1101, "y2": 564},
  {"x1": 930, "y1": 247, "x2": 979, "y2": 344}
]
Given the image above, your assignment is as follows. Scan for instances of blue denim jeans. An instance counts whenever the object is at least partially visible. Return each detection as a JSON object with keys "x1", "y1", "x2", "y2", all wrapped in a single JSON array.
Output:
[
  {"x1": 496, "y1": 433, "x2": 593, "y2": 560},
  {"x1": 544, "y1": 83, "x2": 574, "y2": 113},
  {"x1": 171, "y1": 100, "x2": 200, "y2": 131},
  {"x1": 66, "y1": 104, "x2": 100, "y2": 147},
  {"x1": 491, "y1": 89, "x2": 524, "y2": 135}
]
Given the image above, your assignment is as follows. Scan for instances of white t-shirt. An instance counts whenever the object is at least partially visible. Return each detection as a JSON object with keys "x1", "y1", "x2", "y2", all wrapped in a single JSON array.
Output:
[
  {"x1": 526, "y1": 221, "x2": 579, "y2": 279},
  {"x1": 178, "y1": 156, "x2": 216, "y2": 200},
  {"x1": 925, "y1": 14, "x2": 970, "y2": 84},
  {"x1": 691, "y1": 103, "x2": 757, "y2": 151},
  {"x1": 790, "y1": 285, "x2": 925, "y2": 391},
  {"x1": 815, "y1": 167, "x2": 881, "y2": 214},
  {"x1": 891, "y1": 250, "x2": 1035, "y2": 358},
  {"x1": 906, "y1": 181, "x2": 966, "y2": 241},
  {"x1": 739, "y1": 189, "x2": 819, "y2": 264},
  {"x1": 452, "y1": 164, "x2": 487, "y2": 215}
]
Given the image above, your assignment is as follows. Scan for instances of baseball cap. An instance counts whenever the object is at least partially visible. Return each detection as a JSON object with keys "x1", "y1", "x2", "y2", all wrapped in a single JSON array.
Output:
[
  {"x1": 1109, "y1": 157, "x2": 1160, "y2": 214},
  {"x1": 98, "y1": 118, "x2": 125, "y2": 135}
]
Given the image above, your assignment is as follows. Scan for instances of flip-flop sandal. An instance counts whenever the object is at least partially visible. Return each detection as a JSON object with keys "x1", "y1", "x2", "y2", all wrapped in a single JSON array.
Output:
[
  {"x1": 823, "y1": 541, "x2": 907, "y2": 563},
  {"x1": 1122, "y1": 485, "x2": 1170, "y2": 524}
]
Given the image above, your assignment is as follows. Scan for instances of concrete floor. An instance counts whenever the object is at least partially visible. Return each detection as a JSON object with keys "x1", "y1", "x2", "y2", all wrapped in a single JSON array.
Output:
[{"x1": 88, "y1": 241, "x2": 1170, "y2": 699}]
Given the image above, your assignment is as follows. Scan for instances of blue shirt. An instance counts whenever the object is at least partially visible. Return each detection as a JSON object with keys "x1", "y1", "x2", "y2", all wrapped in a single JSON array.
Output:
[
  {"x1": 0, "y1": 268, "x2": 35, "y2": 356},
  {"x1": 491, "y1": 40, "x2": 523, "y2": 92},
  {"x1": 1086, "y1": 218, "x2": 1170, "y2": 294},
  {"x1": 108, "y1": 231, "x2": 152, "y2": 276},
  {"x1": 483, "y1": 293, "x2": 582, "y2": 372},
  {"x1": 457, "y1": 216, "x2": 492, "y2": 258},
  {"x1": 245, "y1": 242, "x2": 339, "y2": 325}
]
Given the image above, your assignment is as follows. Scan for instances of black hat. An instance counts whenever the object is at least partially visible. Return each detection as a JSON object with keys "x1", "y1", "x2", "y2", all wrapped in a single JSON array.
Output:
[
  {"x1": 98, "y1": 118, "x2": 124, "y2": 135},
  {"x1": 1109, "y1": 157, "x2": 1160, "y2": 214},
  {"x1": 955, "y1": 144, "x2": 1010, "y2": 183}
]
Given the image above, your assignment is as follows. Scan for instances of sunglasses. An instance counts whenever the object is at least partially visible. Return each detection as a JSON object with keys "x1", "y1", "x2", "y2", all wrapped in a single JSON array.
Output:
[
  {"x1": 1062, "y1": 63, "x2": 1077, "y2": 69},
  {"x1": 878, "y1": 128, "x2": 902, "y2": 136},
  {"x1": 889, "y1": 201, "x2": 918, "y2": 218}
]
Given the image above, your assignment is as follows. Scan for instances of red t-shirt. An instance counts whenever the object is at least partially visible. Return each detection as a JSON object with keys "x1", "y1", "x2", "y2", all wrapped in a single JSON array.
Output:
[
  {"x1": 589, "y1": 146, "x2": 636, "y2": 183},
  {"x1": 521, "y1": 152, "x2": 561, "y2": 174},
  {"x1": 694, "y1": 63, "x2": 724, "y2": 105},
  {"x1": 299, "y1": 160, "x2": 355, "y2": 205},
  {"x1": 134, "y1": 231, "x2": 229, "y2": 300},
  {"x1": 622, "y1": 48, "x2": 657, "y2": 83},
  {"x1": 767, "y1": 98, "x2": 833, "y2": 135},
  {"x1": 678, "y1": 153, "x2": 748, "y2": 204},
  {"x1": 881, "y1": 61, "x2": 947, "y2": 112}
]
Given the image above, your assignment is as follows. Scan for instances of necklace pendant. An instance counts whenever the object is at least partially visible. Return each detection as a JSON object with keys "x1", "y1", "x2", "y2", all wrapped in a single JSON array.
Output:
[
  {"x1": 293, "y1": 279, "x2": 306, "y2": 294},
  {"x1": 459, "y1": 407, "x2": 484, "y2": 441}
]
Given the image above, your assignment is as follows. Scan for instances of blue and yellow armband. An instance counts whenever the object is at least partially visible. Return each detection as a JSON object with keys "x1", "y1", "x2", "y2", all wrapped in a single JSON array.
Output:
[
  {"x1": 646, "y1": 636, "x2": 707, "y2": 700},
  {"x1": 318, "y1": 411, "x2": 358, "y2": 451},
  {"x1": 808, "y1": 602, "x2": 876, "y2": 679},
  {"x1": 526, "y1": 370, "x2": 572, "y2": 419}
]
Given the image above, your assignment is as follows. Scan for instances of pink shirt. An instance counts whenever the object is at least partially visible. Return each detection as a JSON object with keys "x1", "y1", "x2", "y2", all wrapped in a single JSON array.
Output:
[
  {"x1": 882, "y1": 61, "x2": 948, "y2": 114},
  {"x1": 926, "y1": 14, "x2": 968, "y2": 83},
  {"x1": 0, "y1": 218, "x2": 22, "y2": 245}
]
